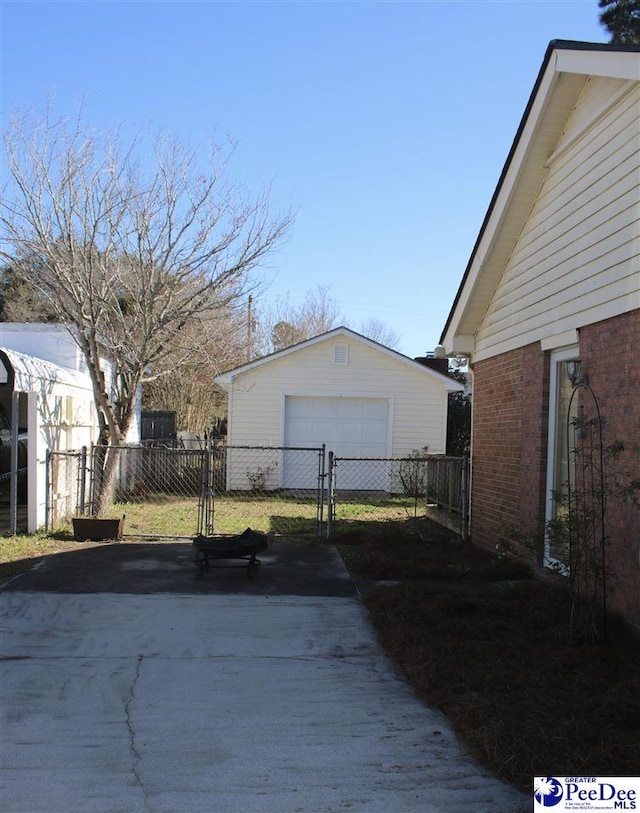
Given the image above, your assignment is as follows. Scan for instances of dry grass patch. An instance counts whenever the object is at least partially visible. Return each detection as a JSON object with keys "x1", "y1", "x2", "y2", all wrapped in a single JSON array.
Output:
[
  {"x1": 335, "y1": 520, "x2": 531, "y2": 582},
  {"x1": 0, "y1": 533, "x2": 95, "y2": 580},
  {"x1": 336, "y1": 521, "x2": 640, "y2": 792}
]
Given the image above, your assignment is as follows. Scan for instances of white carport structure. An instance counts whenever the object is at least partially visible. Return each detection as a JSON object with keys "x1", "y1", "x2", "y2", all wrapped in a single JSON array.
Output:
[{"x1": 0, "y1": 348, "x2": 99, "y2": 532}]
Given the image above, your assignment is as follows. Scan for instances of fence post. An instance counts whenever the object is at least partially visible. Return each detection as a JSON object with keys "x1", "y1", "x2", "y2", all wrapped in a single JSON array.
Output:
[
  {"x1": 316, "y1": 444, "x2": 325, "y2": 537},
  {"x1": 9, "y1": 391, "x2": 20, "y2": 534},
  {"x1": 79, "y1": 446, "x2": 88, "y2": 515},
  {"x1": 461, "y1": 455, "x2": 470, "y2": 541},
  {"x1": 327, "y1": 451, "x2": 334, "y2": 538},
  {"x1": 45, "y1": 449, "x2": 51, "y2": 532},
  {"x1": 88, "y1": 444, "x2": 97, "y2": 517}
]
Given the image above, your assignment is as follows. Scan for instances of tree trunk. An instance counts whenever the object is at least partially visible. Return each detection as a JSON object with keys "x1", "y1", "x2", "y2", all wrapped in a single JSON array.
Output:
[{"x1": 92, "y1": 443, "x2": 122, "y2": 516}]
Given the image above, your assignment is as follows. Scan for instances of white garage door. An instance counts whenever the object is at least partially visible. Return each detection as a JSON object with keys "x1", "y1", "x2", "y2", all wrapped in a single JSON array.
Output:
[{"x1": 283, "y1": 396, "x2": 389, "y2": 489}]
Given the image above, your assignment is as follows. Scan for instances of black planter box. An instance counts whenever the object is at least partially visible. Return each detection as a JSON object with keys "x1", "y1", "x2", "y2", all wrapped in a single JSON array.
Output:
[{"x1": 72, "y1": 516, "x2": 125, "y2": 542}]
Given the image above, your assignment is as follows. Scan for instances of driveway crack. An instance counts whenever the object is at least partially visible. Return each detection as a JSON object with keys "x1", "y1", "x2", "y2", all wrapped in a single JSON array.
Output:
[{"x1": 126, "y1": 654, "x2": 152, "y2": 811}]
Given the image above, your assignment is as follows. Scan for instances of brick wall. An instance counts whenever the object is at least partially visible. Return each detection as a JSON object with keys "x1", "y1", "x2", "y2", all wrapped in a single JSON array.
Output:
[
  {"x1": 471, "y1": 344, "x2": 548, "y2": 563},
  {"x1": 470, "y1": 310, "x2": 639, "y2": 628},
  {"x1": 578, "y1": 310, "x2": 639, "y2": 627}
]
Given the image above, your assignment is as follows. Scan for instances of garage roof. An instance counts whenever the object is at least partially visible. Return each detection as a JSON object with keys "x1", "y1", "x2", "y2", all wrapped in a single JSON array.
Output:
[{"x1": 215, "y1": 326, "x2": 463, "y2": 391}]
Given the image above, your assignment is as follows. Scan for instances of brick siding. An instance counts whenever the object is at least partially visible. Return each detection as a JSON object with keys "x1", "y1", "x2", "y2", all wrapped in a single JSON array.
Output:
[
  {"x1": 578, "y1": 310, "x2": 639, "y2": 626},
  {"x1": 471, "y1": 345, "x2": 547, "y2": 562},
  {"x1": 470, "y1": 310, "x2": 639, "y2": 628}
]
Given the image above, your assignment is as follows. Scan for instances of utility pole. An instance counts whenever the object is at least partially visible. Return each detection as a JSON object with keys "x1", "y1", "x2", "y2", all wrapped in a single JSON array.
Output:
[{"x1": 247, "y1": 295, "x2": 253, "y2": 361}]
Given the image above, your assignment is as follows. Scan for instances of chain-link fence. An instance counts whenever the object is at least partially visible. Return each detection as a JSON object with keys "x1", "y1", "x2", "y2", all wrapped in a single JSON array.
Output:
[
  {"x1": 0, "y1": 469, "x2": 28, "y2": 534},
  {"x1": 0, "y1": 436, "x2": 29, "y2": 534},
  {"x1": 195, "y1": 444, "x2": 326, "y2": 537},
  {"x1": 47, "y1": 445, "x2": 468, "y2": 539},
  {"x1": 46, "y1": 449, "x2": 89, "y2": 530},
  {"x1": 48, "y1": 443, "x2": 326, "y2": 538},
  {"x1": 327, "y1": 454, "x2": 469, "y2": 538}
]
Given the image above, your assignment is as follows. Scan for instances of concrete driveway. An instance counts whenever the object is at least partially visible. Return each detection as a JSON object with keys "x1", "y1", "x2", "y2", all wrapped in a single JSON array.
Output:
[{"x1": 0, "y1": 540, "x2": 528, "y2": 813}]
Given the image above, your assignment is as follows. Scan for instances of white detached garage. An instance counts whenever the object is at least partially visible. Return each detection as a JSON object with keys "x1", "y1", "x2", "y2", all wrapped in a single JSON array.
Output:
[{"x1": 215, "y1": 327, "x2": 462, "y2": 490}]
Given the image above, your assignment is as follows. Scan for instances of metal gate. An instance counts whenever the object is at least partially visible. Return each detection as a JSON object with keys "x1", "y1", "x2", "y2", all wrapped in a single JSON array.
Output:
[
  {"x1": 47, "y1": 443, "x2": 327, "y2": 538},
  {"x1": 327, "y1": 453, "x2": 469, "y2": 539}
]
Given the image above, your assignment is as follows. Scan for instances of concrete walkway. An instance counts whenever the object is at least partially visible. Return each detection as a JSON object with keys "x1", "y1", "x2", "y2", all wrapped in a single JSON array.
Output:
[{"x1": 0, "y1": 541, "x2": 528, "y2": 813}]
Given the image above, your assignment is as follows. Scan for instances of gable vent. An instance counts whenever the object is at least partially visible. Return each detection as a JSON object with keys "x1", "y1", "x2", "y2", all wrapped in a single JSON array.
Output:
[{"x1": 334, "y1": 343, "x2": 349, "y2": 365}]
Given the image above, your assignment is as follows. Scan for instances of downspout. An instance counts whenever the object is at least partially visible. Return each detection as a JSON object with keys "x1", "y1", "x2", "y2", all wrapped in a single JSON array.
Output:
[{"x1": 466, "y1": 363, "x2": 475, "y2": 539}]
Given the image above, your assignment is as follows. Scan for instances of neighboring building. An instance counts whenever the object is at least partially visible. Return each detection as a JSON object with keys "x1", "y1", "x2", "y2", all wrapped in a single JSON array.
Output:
[
  {"x1": 0, "y1": 346, "x2": 97, "y2": 532},
  {"x1": 440, "y1": 41, "x2": 640, "y2": 626},
  {"x1": 215, "y1": 326, "x2": 462, "y2": 490},
  {"x1": 0, "y1": 324, "x2": 141, "y2": 531}
]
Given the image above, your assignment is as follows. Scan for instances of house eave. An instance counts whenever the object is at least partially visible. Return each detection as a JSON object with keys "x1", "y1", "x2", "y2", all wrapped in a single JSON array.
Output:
[{"x1": 439, "y1": 40, "x2": 640, "y2": 353}]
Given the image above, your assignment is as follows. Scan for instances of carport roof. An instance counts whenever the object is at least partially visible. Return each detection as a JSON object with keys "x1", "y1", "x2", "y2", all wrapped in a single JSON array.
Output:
[{"x1": 0, "y1": 347, "x2": 93, "y2": 393}]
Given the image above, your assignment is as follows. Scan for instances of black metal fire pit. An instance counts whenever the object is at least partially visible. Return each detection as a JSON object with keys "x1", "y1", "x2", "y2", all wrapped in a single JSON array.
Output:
[{"x1": 192, "y1": 527, "x2": 269, "y2": 580}]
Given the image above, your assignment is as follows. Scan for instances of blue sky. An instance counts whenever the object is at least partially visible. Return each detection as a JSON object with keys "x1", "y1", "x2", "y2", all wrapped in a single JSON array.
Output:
[{"x1": 1, "y1": 1, "x2": 606, "y2": 357}]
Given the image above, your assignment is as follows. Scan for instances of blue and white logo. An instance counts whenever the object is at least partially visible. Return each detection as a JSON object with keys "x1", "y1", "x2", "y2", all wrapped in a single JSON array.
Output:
[{"x1": 534, "y1": 777, "x2": 564, "y2": 807}]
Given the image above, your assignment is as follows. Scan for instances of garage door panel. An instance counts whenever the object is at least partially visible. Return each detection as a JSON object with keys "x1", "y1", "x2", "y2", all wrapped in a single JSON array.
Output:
[
  {"x1": 315, "y1": 400, "x2": 340, "y2": 418},
  {"x1": 361, "y1": 423, "x2": 387, "y2": 442},
  {"x1": 285, "y1": 419, "x2": 315, "y2": 445},
  {"x1": 336, "y1": 423, "x2": 358, "y2": 442},
  {"x1": 336, "y1": 399, "x2": 360, "y2": 419},
  {"x1": 316, "y1": 422, "x2": 339, "y2": 442},
  {"x1": 360, "y1": 400, "x2": 388, "y2": 419},
  {"x1": 359, "y1": 444, "x2": 387, "y2": 457}
]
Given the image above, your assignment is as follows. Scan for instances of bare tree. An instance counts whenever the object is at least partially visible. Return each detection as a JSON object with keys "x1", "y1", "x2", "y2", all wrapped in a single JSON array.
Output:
[
  {"x1": 253, "y1": 284, "x2": 342, "y2": 354},
  {"x1": 143, "y1": 299, "x2": 249, "y2": 433},
  {"x1": 358, "y1": 317, "x2": 400, "y2": 349},
  {"x1": 251, "y1": 285, "x2": 401, "y2": 355},
  {"x1": 1, "y1": 108, "x2": 292, "y2": 511}
]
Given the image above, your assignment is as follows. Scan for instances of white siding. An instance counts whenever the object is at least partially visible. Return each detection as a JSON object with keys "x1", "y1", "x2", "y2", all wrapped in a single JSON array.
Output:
[
  {"x1": 474, "y1": 80, "x2": 640, "y2": 361},
  {"x1": 31, "y1": 384, "x2": 99, "y2": 531},
  {"x1": 0, "y1": 324, "x2": 140, "y2": 443},
  {"x1": 226, "y1": 336, "x2": 450, "y2": 468}
]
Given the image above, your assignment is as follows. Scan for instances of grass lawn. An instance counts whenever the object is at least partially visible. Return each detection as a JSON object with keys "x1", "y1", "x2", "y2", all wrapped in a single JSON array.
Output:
[
  {"x1": 334, "y1": 521, "x2": 640, "y2": 793},
  {"x1": 114, "y1": 493, "x2": 324, "y2": 536},
  {"x1": 67, "y1": 492, "x2": 424, "y2": 537},
  {"x1": 0, "y1": 532, "x2": 92, "y2": 580}
]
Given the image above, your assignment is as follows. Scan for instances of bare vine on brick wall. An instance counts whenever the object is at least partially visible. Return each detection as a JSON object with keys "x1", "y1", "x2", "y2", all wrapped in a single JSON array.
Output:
[{"x1": 549, "y1": 381, "x2": 610, "y2": 641}]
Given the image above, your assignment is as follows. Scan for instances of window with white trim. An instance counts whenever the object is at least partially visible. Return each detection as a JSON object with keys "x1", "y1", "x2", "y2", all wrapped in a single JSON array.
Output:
[{"x1": 545, "y1": 346, "x2": 580, "y2": 569}]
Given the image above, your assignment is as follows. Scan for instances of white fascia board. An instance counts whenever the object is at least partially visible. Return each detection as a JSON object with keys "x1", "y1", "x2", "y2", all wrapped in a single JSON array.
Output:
[
  {"x1": 429, "y1": 373, "x2": 464, "y2": 393},
  {"x1": 447, "y1": 335, "x2": 476, "y2": 356},
  {"x1": 555, "y1": 47, "x2": 640, "y2": 81},
  {"x1": 540, "y1": 329, "x2": 580, "y2": 352},
  {"x1": 214, "y1": 372, "x2": 232, "y2": 389}
]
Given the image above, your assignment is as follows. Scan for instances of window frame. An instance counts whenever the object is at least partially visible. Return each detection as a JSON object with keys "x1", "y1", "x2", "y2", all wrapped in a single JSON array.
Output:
[{"x1": 544, "y1": 345, "x2": 580, "y2": 571}]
